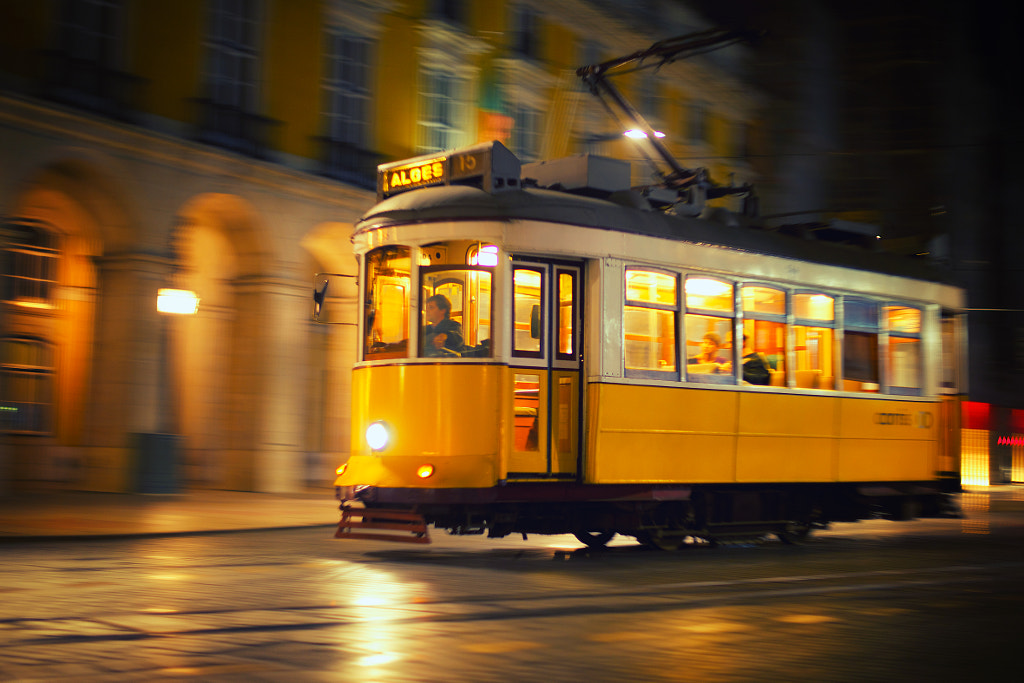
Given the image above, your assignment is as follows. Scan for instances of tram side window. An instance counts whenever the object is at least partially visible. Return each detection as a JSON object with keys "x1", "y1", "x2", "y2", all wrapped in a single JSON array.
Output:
[
  {"x1": 364, "y1": 246, "x2": 411, "y2": 360},
  {"x1": 513, "y1": 267, "x2": 544, "y2": 357},
  {"x1": 624, "y1": 269, "x2": 677, "y2": 376},
  {"x1": 792, "y1": 293, "x2": 835, "y2": 390},
  {"x1": 685, "y1": 277, "x2": 734, "y2": 383},
  {"x1": 741, "y1": 285, "x2": 786, "y2": 386},
  {"x1": 842, "y1": 298, "x2": 879, "y2": 392},
  {"x1": 885, "y1": 305, "x2": 922, "y2": 395},
  {"x1": 556, "y1": 269, "x2": 576, "y2": 360},
  {"x1": 421, "y1": 267, "x2": 493, "y2": 358}
]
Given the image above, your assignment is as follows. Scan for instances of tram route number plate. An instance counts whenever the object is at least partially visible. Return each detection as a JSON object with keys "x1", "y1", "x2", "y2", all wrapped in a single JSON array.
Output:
[{"x1": 379, "y1": 149, "x2": 490, "y2": 199}]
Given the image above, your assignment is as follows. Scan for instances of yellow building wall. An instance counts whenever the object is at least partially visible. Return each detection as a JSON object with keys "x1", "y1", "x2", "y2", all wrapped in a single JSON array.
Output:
[
  {"x1": 132, "y1": 0, "x2": 205, "y2": 123},
  {"x1": 265, "y1": 1, "x2": 323, "y2": 160}
]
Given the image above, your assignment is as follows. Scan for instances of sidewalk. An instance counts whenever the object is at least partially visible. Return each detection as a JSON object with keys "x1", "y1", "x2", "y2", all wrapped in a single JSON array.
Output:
[{"x1": 0, "y1": 489, "x2": 338, "y2": 541}]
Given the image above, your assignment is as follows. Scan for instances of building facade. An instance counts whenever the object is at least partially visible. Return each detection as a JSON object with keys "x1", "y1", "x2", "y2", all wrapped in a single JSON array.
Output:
[{"x1": 0, "y1": 0, "x2": 759, "y2": 494}]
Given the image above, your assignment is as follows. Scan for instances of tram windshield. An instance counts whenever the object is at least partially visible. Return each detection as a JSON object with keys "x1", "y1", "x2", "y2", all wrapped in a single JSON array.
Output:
[
  {"x1": 362, "y1": 244, "x2": 494, "y2": 361},
  {"x1": 420, "y1": 267, "x2": 493, "y2": 358}
]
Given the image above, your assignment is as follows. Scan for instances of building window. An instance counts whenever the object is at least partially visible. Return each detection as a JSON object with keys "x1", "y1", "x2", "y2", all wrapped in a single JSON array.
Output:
[
  {"x1": 418, "y1": 69, "x2": 467, "y2": 153},
  {"x1": 624, "y1": 268, "x2": 678, "y2": 376},
  {"x1": 510, "y1": 104, "x2": 541, "y2": 162},
  {"x1": 201, "y1": 0, "x2": 267, "y2": 152},
  {"x1": 430, "y1": 0, "x2": 466, "y2": 26},
  {"x1": 1, "y1": 220, "x2": 59, "y2": 306},
  {"x1": 0, "y1": 338, "x2": 54, "y2": 434},
  {"x1": 46, "y1": 0, "x2": 140, "y2": 117},
  {"x1": 511, "y1": 5, "x2": 540, "y2": 60},
  {"x1": 321, "y1": 29, "x2": 375, "y2": 184}
]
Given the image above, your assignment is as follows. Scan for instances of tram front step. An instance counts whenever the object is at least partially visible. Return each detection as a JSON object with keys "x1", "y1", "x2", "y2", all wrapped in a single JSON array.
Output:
[{"x1": 336, "y1": 504, "x2": 431, "y2": 544}]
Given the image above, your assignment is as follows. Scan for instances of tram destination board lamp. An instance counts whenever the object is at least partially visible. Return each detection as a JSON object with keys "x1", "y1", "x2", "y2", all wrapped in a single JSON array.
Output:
[{"x1": 134, "y1": 287, "x2": 199, "y2": 493}]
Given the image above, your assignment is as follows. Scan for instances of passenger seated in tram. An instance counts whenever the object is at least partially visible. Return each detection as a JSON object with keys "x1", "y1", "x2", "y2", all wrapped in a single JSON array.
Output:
[
  {"x1": 741, "y1": 335, "x2": 771, "y2": 385},
  {"x1": 423, "y1": 294, "x2": 465, "y2": 356},
  {"x1": 688, "y1": 332, "x2": 729, "y2": 373}
]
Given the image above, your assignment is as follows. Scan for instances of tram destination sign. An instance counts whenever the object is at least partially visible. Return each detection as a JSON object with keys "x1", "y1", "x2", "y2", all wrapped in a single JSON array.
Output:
[{"x1": 376, "y1": 141, "x2": 521, "y2": 201}]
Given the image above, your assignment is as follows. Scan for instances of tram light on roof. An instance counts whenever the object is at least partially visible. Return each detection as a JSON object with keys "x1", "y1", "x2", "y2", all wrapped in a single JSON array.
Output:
[{"x1": 624, "y1": 129, "x2": 665, "y2": 139}]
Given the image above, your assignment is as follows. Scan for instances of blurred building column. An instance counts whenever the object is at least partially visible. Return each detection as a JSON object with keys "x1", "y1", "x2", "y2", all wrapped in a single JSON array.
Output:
[
  {"x1": 80, "y1": 252, "x2": 169, "y2": 491},
  {"x1": 223, "y1": 276, "x2": 310, "y2": 493}
]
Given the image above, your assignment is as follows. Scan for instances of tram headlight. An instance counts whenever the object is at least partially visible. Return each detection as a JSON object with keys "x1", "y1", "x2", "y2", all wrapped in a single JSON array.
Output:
[
  {"x1": 365, "y1": 421, "x2": 390, "y2": 452},
  {"x1": 335, "y1": 463, "x2": 348, "y2": 476},
  {"x1": 417, "y1": 464, "x2": 435, "y2": 479}
]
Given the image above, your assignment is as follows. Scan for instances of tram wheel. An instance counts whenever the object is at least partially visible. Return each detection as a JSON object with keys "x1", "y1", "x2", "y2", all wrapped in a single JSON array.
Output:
[
  {"x1": 573, "y1": 531, "x2": 615, "y2": 548},
  {"x1": 776, "y1": 520, "x2": 813, "y2": 545}
]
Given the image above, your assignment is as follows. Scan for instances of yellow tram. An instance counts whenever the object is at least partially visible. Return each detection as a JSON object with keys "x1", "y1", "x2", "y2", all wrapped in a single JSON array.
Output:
[{"x1": 320, "y1": 140, "x2": 964, "y2": 548}]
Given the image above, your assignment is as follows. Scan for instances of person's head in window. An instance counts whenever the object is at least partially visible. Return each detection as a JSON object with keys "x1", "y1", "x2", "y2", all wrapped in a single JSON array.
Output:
[
  {"x1": 695, "y1": 332, "x2": 726, "y2": 364},
  {"x1": 425, "y1": 294, "x2": 451, "y2": 325},
  {"x1": 423, "y1": 294, "x2": 464, "y2": 356}
]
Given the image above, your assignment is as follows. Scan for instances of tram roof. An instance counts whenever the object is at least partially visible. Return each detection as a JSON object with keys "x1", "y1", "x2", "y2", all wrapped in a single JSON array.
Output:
[{"x1": 356, "y1": 184, "x2": 954, "y2": 286}]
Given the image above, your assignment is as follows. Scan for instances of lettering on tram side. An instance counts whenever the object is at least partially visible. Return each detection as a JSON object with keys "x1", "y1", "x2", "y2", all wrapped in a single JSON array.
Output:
[{"x1": 873, "y1": 411, "x2": 933, "y2": 428}]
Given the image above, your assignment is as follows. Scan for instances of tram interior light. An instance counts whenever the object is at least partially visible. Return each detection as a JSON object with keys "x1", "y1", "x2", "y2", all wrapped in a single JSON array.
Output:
[
  {"x1": 476, "y1": 245, "x2": 499, "y2": 266},
  {"x1": 366, "y1": 421, "x2": 390, "y2": 451}
]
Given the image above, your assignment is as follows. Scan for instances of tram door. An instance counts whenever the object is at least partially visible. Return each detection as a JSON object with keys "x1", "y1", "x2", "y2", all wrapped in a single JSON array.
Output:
[{"x1": 508, "y1": 260, "x2": 582, "y2": 479}]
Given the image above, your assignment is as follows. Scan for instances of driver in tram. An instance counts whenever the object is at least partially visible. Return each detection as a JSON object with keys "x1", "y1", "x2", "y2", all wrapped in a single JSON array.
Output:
[{"x1": 423, "y1": 294, "x2": 464, "y2": 356}]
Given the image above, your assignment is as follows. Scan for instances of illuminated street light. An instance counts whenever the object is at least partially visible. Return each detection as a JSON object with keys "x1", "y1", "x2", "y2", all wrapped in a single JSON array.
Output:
[{"x1": 157, "y1": 288, "x2": 199, "y2": 315}]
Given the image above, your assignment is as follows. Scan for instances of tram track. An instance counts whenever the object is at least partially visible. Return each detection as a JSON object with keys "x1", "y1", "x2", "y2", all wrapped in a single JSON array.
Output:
[{"x1": 5, "y1": 559, "x2": 1022, "y2": 647}]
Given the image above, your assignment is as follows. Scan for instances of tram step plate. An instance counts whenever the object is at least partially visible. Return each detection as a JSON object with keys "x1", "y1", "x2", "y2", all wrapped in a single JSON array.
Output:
[{"x1": 336, "y1": 505, "x2": 431, "y2": 544}]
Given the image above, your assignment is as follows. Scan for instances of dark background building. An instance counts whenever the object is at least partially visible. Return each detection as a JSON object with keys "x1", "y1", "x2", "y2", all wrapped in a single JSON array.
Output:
[{"x1": 693, "y1": 0, "x2": 1024, "y2": 482}]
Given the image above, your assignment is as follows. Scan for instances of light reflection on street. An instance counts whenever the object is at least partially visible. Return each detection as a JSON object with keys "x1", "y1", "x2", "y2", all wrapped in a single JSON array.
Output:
[
  {"x1": 323, "y1": 560, "x2": 427, "y2": 670},
  {"x1": 961, "y1": 491, "x2": 990, "y2": 534}
]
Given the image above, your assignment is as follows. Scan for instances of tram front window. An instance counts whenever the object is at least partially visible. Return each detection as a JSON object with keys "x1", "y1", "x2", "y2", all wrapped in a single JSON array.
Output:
[
  {"x1": 364, "y1": 247, "x2": 411, "y2": 360},
  {"x1": 420, "y1": 268, "x2": 493, "y2": 358}
]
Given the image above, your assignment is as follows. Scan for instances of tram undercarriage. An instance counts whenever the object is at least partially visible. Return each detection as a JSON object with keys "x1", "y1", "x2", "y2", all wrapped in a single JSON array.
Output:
[{"x1": 336, "y1": 482, "x2": 961, "y2": 547}]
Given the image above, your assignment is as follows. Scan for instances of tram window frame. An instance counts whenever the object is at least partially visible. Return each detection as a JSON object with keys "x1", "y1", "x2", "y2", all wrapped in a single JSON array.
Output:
[
  {"x1": 684, "y1": 275, "x2": 735, "y2": 385},
  {"x1": 362, "y1": 246, "x2": 412, "y2": 361},
  {"x1": 554, "y1": 267, "x2": 578, "y2": 362},
  {"x1": 512, "y1": 265, "x2": 545, "y2": 360},
  {"x1": 623, "y1": 267, "x2": 679, "y2": 379},
  {"x1": 884, "y1": 303, "x2": 923, "y2": 396},
  {"x1": 841, "y1": 297, "x2": 880, "y2": 393},
  {"x1": 419, "y1": 264, "x2": 495, "y2": 359},
  {"x1": 740, "y1": 284, "x2": 787, "y2": 387},
  {"x1": 792, "y1": 291, "x2": 836, "y2": 391}
]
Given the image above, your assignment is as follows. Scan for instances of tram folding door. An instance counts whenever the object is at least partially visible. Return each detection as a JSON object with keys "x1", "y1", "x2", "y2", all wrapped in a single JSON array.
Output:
[{"x1": 508, "y1": 260, "x2": 582, "y2": 480}]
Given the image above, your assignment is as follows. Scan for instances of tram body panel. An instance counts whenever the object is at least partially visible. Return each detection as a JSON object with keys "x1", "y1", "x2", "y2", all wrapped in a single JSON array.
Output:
[
  {"x1": 836, "y1": 397, "x2": 938, "y2": 481},
  {"x1": 586, "y1": 383, "x2": 739, "y2": 483},
  {"x1": 585, "y1": 381, "x2": 941, "y2": 485},
  {"x1": 341, "y1": 364, "x2": 505, "y2": 489}
]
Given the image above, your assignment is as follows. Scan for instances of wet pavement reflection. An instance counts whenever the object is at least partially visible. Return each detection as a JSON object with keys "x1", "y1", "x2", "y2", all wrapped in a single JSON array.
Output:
[{"x1": 2, "y1": 493, "x2": 1023, "y2": 681}]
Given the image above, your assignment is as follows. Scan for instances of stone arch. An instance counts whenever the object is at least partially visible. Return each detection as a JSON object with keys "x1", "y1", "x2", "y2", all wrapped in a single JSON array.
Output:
[{"x1": 3, "y1": 151, "x2": 135, "y2": 484}]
